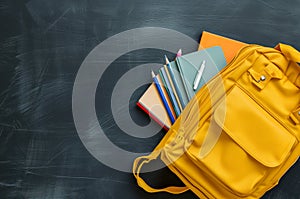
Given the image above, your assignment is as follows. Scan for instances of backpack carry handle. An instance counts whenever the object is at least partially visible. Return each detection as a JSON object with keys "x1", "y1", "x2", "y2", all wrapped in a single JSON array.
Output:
[
  {"x1": 276, "y1": 44, "x2": 300, "y2": 125},
  {"x1": 133, "y1": 152, "x2": 189, "y2": 194},
  {"x1": 276, "y1": 43, "x2": 300, "y2": 63}
]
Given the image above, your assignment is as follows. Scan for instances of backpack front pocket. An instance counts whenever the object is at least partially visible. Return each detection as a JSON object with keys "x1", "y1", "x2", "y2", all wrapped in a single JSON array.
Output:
[{"x1": 186, "y1": 85, "x2": 296, "y2": 196}]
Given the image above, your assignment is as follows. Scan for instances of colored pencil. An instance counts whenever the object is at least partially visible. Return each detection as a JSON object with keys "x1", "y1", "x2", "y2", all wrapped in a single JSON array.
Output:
[
  {"x1": 165, "y1": 54, "x2": 188, "y2": 110},
  {"x1": 176, "y1": 49, "x2": 182, "y2": 57},
  {"x1": 159, "y1": 67, "x2": 181, "y2": 117},
  {"x1": 164, "y1": 56, "x2": 183, "y2": 112},
  {"x1": 151, "y1": 71, "x2": 175, "y2": 124}
]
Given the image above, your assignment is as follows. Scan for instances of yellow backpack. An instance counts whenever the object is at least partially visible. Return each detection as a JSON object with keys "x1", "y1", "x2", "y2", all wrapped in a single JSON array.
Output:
[{"x1": 133, "y1": 44, "x2": 300, "y2": 199}]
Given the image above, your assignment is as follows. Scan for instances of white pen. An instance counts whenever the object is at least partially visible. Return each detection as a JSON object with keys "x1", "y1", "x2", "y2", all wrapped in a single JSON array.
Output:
[{"x1": 193, "y1": 60, "x2": 206, "y2": 90}]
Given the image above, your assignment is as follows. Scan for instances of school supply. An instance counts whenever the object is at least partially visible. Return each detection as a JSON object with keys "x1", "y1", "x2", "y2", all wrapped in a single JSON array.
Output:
[
  {"x1": 176, "y1": 46, "x2": 226, "y2": 100},
  {"x1": 133, "y1": 43, "x2": 300, "y2": 199},
  {"x1": 137, "y1": 32, "x2": 245, "y2": 130},
  {"x1": 159, "y1": 67, "x2": 181, "y2": 117},
  {"x1": 193, "y1": 60, "x2": 206, "y2": 90},
  {"x1": 199, "y1": 31, "x2": 247, "y2": 63},
  {"x1": 165, "y1": 55, "x2": 184, "y2": 112},
  {"x1": 137, "y1": 76, "x2": 176, "y2": 130}
]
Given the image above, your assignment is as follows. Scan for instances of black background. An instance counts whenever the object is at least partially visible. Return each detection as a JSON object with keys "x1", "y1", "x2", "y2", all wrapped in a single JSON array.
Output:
[{"x1": 0, "y1": 0, "x2": 299, "y2": 198}]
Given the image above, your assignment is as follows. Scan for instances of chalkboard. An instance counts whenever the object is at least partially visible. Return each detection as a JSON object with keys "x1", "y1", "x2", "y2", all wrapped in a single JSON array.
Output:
[{"x1": 0, "y1": 0, "x2": 299, "y2": 198}]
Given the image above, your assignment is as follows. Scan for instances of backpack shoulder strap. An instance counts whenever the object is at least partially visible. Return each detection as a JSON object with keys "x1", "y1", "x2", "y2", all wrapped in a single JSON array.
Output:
[
  {"x1": 132, "y1": 128, "x2": 189, "y2": 194},
  {"x1": 133, "y1": 152, "x2": 189, "y2": 194}
]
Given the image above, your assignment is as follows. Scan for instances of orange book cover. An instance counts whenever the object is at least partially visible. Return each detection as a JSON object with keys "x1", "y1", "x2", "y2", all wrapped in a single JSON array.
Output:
[{"x1": 199, "y1": 31, "x2": 247, "y2": 63}]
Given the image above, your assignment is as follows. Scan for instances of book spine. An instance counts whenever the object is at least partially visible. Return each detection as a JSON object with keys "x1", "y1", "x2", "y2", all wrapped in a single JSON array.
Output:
[{"x1": 136, "y1": 102, "x2": 169, "y2": 131}]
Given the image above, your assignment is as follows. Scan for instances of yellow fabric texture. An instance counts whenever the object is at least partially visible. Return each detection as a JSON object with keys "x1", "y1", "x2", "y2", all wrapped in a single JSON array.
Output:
[{"x1": 133, "y1": 44, "x2": 300, "y2": 199}]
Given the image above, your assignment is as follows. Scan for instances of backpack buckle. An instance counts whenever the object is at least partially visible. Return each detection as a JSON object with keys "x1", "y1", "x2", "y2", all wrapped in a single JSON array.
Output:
[{"x1": 290, "y1": 108, "x2": 300, "y2": 125}]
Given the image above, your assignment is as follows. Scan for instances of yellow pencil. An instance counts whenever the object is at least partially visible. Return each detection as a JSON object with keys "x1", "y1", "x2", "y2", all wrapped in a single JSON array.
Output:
[{"x1": 164, "y1": 55, "x2": 183, "y2": 112}]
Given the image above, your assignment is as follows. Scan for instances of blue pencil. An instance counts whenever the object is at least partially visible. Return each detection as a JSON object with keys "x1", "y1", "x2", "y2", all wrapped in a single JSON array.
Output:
[
  {"x1": 151, "y1": 71, "x2": 176, "y2": 124},
  {"x1": 165, "y1": 55, "x2": 187, "y2": 109}
]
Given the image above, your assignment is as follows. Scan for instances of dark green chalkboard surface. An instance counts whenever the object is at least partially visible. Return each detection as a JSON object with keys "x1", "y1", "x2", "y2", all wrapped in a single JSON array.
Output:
[{"x1": 0, "y1": 0, "x2": 299, "y2": 198}]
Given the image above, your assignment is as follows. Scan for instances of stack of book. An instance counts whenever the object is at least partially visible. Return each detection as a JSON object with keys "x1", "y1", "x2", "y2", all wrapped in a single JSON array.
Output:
[{"x1": 137, "y1": 31, "x2": 247, "y2": 130}]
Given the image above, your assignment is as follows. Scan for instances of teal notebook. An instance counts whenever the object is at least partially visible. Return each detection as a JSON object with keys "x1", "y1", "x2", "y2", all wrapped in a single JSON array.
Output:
[{"x1": 176, "y1": 46, "x2": 226, "y2": 100}]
